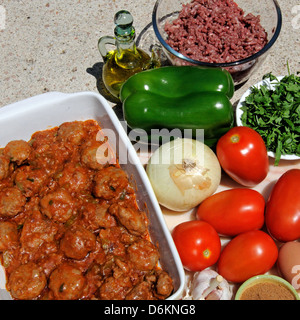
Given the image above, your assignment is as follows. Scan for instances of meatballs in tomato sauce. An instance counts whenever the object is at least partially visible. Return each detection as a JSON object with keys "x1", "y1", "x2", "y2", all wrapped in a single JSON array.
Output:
[{"x1": 0, "y1": 120, "x2": 173, "y2": 300}]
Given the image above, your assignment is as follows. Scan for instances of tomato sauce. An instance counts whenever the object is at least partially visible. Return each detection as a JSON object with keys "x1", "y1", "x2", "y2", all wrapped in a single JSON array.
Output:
[{"x1": 0, "y1": 120, "x2": 173, "y2": 300}]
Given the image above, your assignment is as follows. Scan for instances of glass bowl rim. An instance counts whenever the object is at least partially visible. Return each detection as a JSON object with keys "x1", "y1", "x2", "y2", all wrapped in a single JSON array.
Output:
[{"x1": 152, "y1": 0, "x2": 282, "y2": 68}]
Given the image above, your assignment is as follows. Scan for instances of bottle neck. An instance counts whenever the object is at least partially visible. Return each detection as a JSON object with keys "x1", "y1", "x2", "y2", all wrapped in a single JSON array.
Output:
[
  {"x1": 116, "y1": 37, "x2": 137, "y2": 54},
  {"x1": 114, "y1": 37, "x2": 143, "y2": 70}
]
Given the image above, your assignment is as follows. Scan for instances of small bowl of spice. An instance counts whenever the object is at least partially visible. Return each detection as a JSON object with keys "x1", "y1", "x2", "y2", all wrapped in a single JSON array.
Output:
[{"x1": 235, "y1": 275, "x2": 300, "y2": 300}]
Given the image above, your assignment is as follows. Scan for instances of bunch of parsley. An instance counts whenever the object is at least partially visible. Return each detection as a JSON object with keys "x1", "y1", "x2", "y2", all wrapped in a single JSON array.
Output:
[{"x1": 240, "y1": 68, "x2": 300, "y2": 166}]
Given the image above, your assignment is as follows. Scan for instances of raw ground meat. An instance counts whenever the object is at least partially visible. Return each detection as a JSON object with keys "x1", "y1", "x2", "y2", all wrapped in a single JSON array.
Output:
[{"x1": 164, "y1": 0, "x2": 268, "y2": 63}]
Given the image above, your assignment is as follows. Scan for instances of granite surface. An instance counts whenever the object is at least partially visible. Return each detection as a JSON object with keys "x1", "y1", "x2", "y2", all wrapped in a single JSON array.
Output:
[
  {"x1": 0, "y1": 0, "x2": 299, "y2": 109},
  {"x1": 0, "y1": 0, "x2": 300, "y2": 301}
]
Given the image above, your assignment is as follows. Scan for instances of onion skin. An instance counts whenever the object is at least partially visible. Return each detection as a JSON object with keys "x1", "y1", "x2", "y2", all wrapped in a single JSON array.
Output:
[{"x1": 146, "y1": 138, "x2": 221, "y2": 212}]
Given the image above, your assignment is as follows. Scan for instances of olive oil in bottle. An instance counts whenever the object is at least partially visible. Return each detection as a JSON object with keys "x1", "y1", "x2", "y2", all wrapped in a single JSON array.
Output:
[{"x1": 98, "y1": 10, "x2": 157, "y2": 98}]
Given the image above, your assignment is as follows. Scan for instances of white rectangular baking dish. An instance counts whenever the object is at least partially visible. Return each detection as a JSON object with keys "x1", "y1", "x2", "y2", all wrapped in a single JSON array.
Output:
[{"x1": 0, "y1": 91, "x2": 185, "y2": 300}]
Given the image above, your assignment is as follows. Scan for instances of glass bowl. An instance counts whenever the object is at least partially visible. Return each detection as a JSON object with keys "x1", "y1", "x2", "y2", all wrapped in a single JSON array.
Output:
[{"x1": 152, "y1": 0, "x2": 282, "y2": 86}]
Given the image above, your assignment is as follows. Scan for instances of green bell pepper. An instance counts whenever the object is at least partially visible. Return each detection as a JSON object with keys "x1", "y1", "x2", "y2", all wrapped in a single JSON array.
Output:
[
  {"x1": 120, "y1": 66, "x2": 234, "y2": 100},
  {"x1": 120, "y1": 66, "x2": 234, "y2": 147}
]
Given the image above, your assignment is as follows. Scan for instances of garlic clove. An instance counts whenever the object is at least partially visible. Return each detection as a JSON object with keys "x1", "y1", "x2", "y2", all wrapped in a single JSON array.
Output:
[{"x1": 191, "y1": 269, "x2": 232, "y2": 300}]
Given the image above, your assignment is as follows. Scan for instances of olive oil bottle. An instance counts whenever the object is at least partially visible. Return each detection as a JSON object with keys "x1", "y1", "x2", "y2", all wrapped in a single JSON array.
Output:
[{"x1": 98, "y1": 10, "x2": 158, "y2": 98}]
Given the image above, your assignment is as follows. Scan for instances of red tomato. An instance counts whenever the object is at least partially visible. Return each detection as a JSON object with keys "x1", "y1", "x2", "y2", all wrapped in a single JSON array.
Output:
[
  {"x1": 172, "y1": 220, "x2": 221, "y2": 272},
  {"x1": 196, "y1": 188, "x2": 265, "y2": 236},
  {"x1": 265, "y1": 169, "x2": 300, "y2": 242},
  {"x1": 217, "y1": 230, "x2": 278, "y2": 283},
  {"x1": 216, "y1": 126, "x2": 269, "y2": 187}
]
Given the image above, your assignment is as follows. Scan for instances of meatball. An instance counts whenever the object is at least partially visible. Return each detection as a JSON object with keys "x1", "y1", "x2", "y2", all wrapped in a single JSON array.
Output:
[
  {"x1": 57, "y1": 121, "x2": 86, "y2": 145},
  {"x1": 93, "y1": 166, "x2": 129, "y2": 200},
  {"x1": 98, "y1": 275, "x2": 133, "y2": 300},
  {"x1": 48, "y1": 263, "x2": 86, "y2": 300},
  {"x1": 20, "y1": 211, "x2": 59, "y2": 253},
  {"x1": 57, "y1": 163, "x2": 93, "y2": 195},
  {"x1": 98, "y1": 227, "x2": 127, "y2": 257},
  {"x1": 29, "y1": 134, "x2": 71, "y2": 174},
  {"x1": 109, "y1": 203, "x2": 147, "y2": 236},
  {"x1": 127, "y1": 240, "x2": 159, "y2": 271},
  {"x1": 40, "y1": 188, "x2": 75, "y2": 223},
  {"x1": 0, "y1": 221, "x2": 19, "y2": 251},
  {"x1": 81, "y1": 140, "x2": 115, "y2": 170},
  {"x1": 0, "y1": 154, "x2": 10, "y2": 180},
  {"x1": 7, "y1": 262, "x2": 47, "y2": 300},
  {"x1": 14, "y1": 166, "x2": 50, "y2": 197},
  {"x1": 125, "y1": 281, "x2": 154, "y2": 300},
  {"x1": 0, "y1": 187, "x2": 26, "y2": 217},
  {"x1": 81, "y1": 201, "x2": 117, "y2": 231},
  {"x1": 84, "y1": 263, "x2": 104, "y2": 298},
  {"x1": 3, "y1": 140, "x2": 31, "y2": 165},
  {"x1": 60, "y1": 225, "x2": 96, "y2": 260},
  {"x1": 155, "y1": 271, "x2": 173, "y2": 298},
  {"x1": 38, "y1": 253, "x2": 64, "y2": 277}
]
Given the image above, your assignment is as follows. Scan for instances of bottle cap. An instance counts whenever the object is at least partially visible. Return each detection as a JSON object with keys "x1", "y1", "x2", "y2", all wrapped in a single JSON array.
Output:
[{"x1": 114, "y1": 10, "x2": 135, "y2": 42}]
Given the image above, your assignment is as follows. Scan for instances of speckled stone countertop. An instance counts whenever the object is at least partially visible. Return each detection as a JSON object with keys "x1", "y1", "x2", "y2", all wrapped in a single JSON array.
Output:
[
  {"x1": 1, "y1": 0, "x2": 299, "y2": 109},
  {"x1": 1, "y1": 0, "x2": 300, "y2": 302}
]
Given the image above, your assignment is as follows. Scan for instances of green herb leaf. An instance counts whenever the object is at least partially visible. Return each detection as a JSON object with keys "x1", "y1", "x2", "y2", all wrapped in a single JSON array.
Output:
[{"x1": 240, "y1": 71, "x2": 300, "y2": 165}]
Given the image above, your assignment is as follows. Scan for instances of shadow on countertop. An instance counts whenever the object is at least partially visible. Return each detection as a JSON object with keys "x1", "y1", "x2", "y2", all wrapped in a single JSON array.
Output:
[
  {"x1": 86, "y1": 62, "x2": 120, "y2": 104},
  {"x1": 86, "y1": 62, "x2": 124, "y2": 121}
]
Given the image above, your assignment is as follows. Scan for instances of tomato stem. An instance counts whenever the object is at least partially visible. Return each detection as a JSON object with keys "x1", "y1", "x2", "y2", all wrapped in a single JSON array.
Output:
[
  {"x1": 230, "y1": 134, "x2": 240, "y2": 143},
  {"x1": 203, "y1": 249, "x2": 211, "y2": 258}
]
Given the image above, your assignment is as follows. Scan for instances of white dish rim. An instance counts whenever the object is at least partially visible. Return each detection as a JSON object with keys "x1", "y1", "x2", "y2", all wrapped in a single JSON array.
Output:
[{"x1": 236, "y1": 76, "x2": 300, "y2": 161}]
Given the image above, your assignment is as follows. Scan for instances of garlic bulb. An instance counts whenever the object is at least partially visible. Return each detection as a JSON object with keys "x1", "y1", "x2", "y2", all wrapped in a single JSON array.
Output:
[{"x1": 191, "y1": 269, "x2": 232, "y2": 300}]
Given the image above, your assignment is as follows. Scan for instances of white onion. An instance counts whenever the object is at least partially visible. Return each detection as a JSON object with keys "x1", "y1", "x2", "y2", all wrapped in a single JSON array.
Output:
[{"x1": 146, "y1": 138, "x2": 221, "y2": 211}]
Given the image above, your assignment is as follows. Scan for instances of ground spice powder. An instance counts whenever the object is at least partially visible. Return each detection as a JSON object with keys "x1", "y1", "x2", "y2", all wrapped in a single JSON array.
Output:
[{"x1": 240, "y1": 281, "x2": 296, "y2": 300}]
